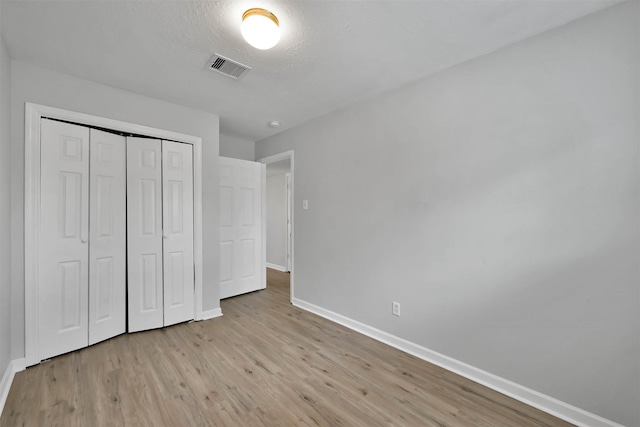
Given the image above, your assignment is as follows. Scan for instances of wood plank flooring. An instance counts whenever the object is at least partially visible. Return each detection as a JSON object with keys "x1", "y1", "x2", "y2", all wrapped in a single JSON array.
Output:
[{"x1": 1, "y1": 269, "x2": 572, "y2": 426}]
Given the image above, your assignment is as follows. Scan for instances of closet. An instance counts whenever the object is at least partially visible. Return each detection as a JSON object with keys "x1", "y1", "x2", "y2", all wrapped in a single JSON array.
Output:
[{"x1": 37, "y1": 118, "x2": 195, "y2": 361}]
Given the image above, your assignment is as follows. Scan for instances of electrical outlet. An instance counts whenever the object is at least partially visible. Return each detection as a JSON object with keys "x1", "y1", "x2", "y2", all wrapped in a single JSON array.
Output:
[{"x1": 392, "y1": 302, "x2": 400, "y2": 316}]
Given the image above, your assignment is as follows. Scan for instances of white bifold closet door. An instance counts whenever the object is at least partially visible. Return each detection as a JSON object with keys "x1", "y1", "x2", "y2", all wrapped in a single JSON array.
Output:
[
  {"x1": 162, "y1": 141, "x2": 195, "y2": 327},
  {"x1": 127, "y1": 138, "x2": 163, "y2": 332},
  {"x1": 127, "y1": 138, "x2": 194, "y2": 332},
  {"x1": 219, "y1": 157, "x2": 265, "y2": 299},
  {"x1": 39, "y1": 120, "x2": 126, "y2": 361},
  {"x1": 88, "y1": 129, "x2": 127, "y2": 345}
]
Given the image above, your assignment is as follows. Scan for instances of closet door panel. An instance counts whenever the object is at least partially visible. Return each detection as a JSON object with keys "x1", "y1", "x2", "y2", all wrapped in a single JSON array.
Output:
[
  {"x1": 162, "y1": 141, "x2": 194, "y2": 326},
  {"x1": 127, "y1": 137, "x2": 164, "y2": 332},
  {"x1": 89, "y1": 129, "x2": 126, "y2": 345},
  {"x1": 39, "y1": 119, "x2": 90, "y2": 361}
]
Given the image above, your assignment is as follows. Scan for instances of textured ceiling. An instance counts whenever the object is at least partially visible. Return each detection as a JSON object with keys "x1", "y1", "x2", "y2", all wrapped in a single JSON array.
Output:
[{"x1": 1, "y1": 0, "x2": 619, "y2": 142}]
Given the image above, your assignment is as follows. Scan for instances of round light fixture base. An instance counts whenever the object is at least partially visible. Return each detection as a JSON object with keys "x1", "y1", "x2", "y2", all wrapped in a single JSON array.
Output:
[{"x1": 241, "y1": 8, "x2": 280, "y2": 50}]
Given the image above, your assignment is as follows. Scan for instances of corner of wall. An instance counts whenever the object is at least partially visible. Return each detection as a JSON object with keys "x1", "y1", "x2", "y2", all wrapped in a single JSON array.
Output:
[
  {"x1": 0, "y1": 359, "x2": 25, "y2": 419},
  {"x1": 0, "y1": 8, "x2": 15, "y2": 391},
  {"x1": 219, "y1": 133, "x2": 255, "y2": 161}
]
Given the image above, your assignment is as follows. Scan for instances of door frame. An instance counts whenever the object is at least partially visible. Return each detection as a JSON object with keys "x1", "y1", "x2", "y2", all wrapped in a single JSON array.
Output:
[
  {"x1": 24, "y1": 102, "x2": 204, "y2": 367},
  {"x1": 257, "y1": 150, "x2": 294, "y2": 302},
  {"x1": 285, "y1": 172, "x2": 292, "y2": 272}
]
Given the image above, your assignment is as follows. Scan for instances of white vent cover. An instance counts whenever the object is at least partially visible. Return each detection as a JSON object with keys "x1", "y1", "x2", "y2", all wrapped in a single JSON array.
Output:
[{"x1": 206, "y1": 54, "x2": 250, "y2": 79}]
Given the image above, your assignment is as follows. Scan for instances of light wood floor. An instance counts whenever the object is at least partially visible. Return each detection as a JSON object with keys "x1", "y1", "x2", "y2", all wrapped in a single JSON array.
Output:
[{"x1": 1, "y1": 269, "x2": 572, "y2": 426}]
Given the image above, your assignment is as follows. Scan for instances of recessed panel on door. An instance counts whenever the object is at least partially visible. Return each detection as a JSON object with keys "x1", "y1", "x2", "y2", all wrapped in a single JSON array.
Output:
[
  {"x1": 39, "y1": 119, "x2": 90, "y2": 361},
  {"x1": 240, "y1": 239, "x2": 256, "y2": 278},
  {"x1": 141, "y1": 253, "x2": 159, "y2": 311},
  {"x1": 89, "y1": 129, "x2": 126, "y2": 345},
  {"x1": 168, "y1": 252, "x2": 185, "y2": 306},
  {"x1": 94, "y1": 257, "x2": 115, "y2": 320},
  {"x1": 59, "y1": 260, "x2": 82, "y2": 330},
  {"x1": 220, "y1": 241, "x2": 234, "y2": 284},
  {"x1": 241, "y1": 188, "x2": 255, "y2": 226},
  {"x1": 127, "y1": 137, "x2": 164, "y2": 332},
  {"x1": 162, "y1": 140, "x2": 194, "y2": 327}
]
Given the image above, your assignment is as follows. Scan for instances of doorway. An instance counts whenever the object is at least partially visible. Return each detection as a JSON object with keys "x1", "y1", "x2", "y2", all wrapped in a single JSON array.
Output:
[{"x1": 258, "y1": 151, "x2": 294, "y2": 302}]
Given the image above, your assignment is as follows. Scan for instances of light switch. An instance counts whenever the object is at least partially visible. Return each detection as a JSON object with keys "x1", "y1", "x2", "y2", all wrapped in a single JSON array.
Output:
[{"x1": 303, "y1": 200, "x2": 309, "y2": 210}]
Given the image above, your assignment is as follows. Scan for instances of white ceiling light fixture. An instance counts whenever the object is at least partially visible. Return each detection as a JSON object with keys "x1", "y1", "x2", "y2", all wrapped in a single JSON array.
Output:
[{"x1": 241, "y1": 8, "x2": 280, "y2": 50}]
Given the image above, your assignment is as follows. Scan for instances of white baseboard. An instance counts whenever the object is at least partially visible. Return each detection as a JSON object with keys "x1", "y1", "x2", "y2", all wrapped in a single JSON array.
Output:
[
  {"x1": 199, "y1": 307, "x2": 223, "y2": 321},
  {"x1": 0, "y1": 358, "x2": 26, "y2": 418},
  {"x1": 291, "y1": 297, "x2": 624, "y2": 427},
  {"x1": 266, "y1": 263, "x2": 288, "y2": 272}
]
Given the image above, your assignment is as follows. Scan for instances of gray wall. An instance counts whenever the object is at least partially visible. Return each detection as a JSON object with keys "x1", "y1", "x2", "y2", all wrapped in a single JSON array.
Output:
[
  {"x1": 0, "y1": 3, "x2": 12, "y2": 379},
  {"x1": 266, "y1": 174, "x2": 288, "y2": 269},
  {"x1": 220, "y1": 133, "x2": 255, "y2": 161},
  {"x1": 10, "y1": 61, "x2": 221, "y2": 360},
  {"x1": 256, "y1": 137, "x2": 292, "y2": 161},
  {"x1": 255, "y1": 3, "x2": 639, "y2": 426}
]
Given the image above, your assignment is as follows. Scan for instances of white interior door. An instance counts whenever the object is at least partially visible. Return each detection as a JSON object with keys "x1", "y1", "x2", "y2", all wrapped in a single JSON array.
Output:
[
  {"x1": 39, "y1": 119, "x2": 90, "y2": 360},
  {"x1": 162, "y1": 140, "x2": 195, "y2": 326},
  {"x1": 88, "y1": 129, "x2": 126, "y2": 345},
  {"x1": 219, "y1": 157, "x2": 265, "y2": 299},
  {"x1": 127, "y1": 137, "x2": 164, "y2": 332}
]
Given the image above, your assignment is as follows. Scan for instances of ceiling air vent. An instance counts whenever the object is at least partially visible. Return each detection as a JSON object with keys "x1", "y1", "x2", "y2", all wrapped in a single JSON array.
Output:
[{"x1": 206, "y1": 54, "x2": 251, "y2": 80}]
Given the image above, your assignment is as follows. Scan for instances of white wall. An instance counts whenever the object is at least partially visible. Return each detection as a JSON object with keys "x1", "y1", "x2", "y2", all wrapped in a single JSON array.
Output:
[
  {"x1": 220, "y1": 133, "x2": 255, "y2": 161},
  {"x1": 10, "y1": 61, "x2": 221, "y2": 360},
  {"x1": 0, "y1": 2, "x2": 13, "y2": 379},
  {"x1": 255, "y1": 3, "x2": 639, "y2": 426},
  {"x1": 266, "y1": 174, "x2": 288, "y2": 270}
]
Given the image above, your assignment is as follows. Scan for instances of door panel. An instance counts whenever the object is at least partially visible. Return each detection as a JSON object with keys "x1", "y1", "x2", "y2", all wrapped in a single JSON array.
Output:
[
  {"x1": 220, "y1": 186, "x2": 233, "y2": 226},
  {"x1": 241, "y1": 187, "x2": 255, "y2": 226},
  {"x1": 39, "y1": 119, "x2": 90, "y2": 361},
  {"x1": 141, "y1": 254, "x2": 160, "y2": 310},
  {"x1": 162, "y1": 140, "x2": 194, "y2": 326},
  {"x1": 59, "y1": 261, "x2": 82, "y2": 330},
  {"x1": 89, "y1": 129, "x2": 126, "y2": 345},
  {"x1": 219, "y1": 157, "x2": 265, "y2": 299},
  {"x1": 94, "y1": 257, "x2": 115, "y2": 320},
  {"x1": 127, "y1": 138, "x2": 164, "y2": 332},
  {"x1": 240, "y1": 239, "x2": 255, "y2": 278},
  {"x1": 220, "y1": 241, "x2": 233, "y2": 282}
]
